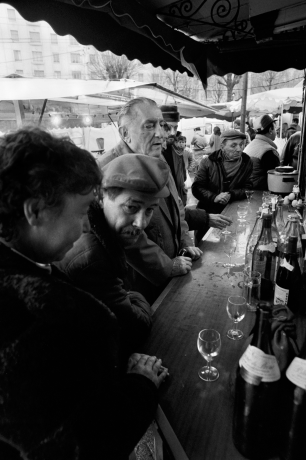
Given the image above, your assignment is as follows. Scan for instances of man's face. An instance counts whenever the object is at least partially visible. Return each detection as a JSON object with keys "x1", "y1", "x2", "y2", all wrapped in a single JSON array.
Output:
[
  {"x1": 270, "y1": 124, "x2": 276, "y2": 141},
  {"x1": 102, "y1": 189, "x2": 159, "y2": 246},
  {"x1": 221, "y1": 138, "x2": 245, "y2": 159},
  {"x1": 166, "y1": 121, "x2": 178, "y2": 135},
  {"x1": 20, "y1": 191, "x2": 95, "y2": 263},
  {"x1": 177, "y1": 139, "x2": 186, "y2": 149},
  {"x1": 123, "y1": 103, "x2": 166, "y2": 157}
]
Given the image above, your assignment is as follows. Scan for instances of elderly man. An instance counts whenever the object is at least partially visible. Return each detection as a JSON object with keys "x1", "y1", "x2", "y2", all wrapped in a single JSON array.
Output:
[
  {"x1": 58, "y1": 154, "x2": 170, "y2": 354},
  {"x1": 192, "y1": 129, "x2": 253, "y2": 244},
  {"x1": 244, "y1": 114, "x2": 280, "y2": 190},
  {"x1": 98, "y1": 97, "x2": 202, "y2": 302}
]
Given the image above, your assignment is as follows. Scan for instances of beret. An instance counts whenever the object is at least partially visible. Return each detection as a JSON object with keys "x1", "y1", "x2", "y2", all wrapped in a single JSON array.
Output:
[
  {"x1": 220, "y1": 129, "x2": 247, "y2": 141},
  {"x1": 102, "y1": 154, "x2": 170, "y2": 198}
]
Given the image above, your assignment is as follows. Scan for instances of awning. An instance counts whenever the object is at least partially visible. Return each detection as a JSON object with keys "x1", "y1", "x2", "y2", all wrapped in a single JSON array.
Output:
[{"x1": 4, "y1": 0, "x2": 306, "y2": 87}]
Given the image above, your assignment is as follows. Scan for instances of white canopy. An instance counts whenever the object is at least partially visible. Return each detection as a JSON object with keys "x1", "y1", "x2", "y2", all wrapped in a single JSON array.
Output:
[{"x1": 0, "y1": 78, "x2": 219, "y2": 118}]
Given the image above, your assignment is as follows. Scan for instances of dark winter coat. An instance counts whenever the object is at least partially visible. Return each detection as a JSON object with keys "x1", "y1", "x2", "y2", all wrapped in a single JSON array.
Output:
[
  {"x1": 0, "y1": 243, "x2": 157, "y2": 460},
  {"x1": 192, "y1": 149, "x2": 253, "y2": 214}
]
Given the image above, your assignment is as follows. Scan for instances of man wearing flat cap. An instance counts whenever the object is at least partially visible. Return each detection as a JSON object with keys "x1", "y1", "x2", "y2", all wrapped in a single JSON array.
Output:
[
  {"x1": 98, "y1": 97, "x2": 202, "y2": 303},
  {"x1": 244, "y1": 114, "x2": 280, "y2": 190},
  {"x1": 192, "y1": 129, "x2": 253, "y2": 244},
  {"x1": 58, "y1": 154, "x2": 170, "y2": 353}
]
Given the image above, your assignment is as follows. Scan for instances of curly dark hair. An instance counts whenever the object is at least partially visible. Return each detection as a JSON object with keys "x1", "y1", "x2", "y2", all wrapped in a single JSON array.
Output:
[{"x1": 0, "y1": 127, "x2": 102, "y2": 241}]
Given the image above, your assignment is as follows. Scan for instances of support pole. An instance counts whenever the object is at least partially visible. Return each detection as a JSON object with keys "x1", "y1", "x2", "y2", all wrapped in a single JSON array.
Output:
[
  {"x1": 13, "y1": 100, "x2": 25, "y2": 128},
  {"x1": 38, "y1": 99, "x2": 48, "y2": 126},
  {"x1": 298, "y1": 73, "x2": 306, "y2": 198},
  {"x1": 240, "y1": 73, "x2": 248, "y2": 134}
]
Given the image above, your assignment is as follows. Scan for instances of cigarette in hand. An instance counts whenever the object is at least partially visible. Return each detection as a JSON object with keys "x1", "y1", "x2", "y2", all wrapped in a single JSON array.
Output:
[{"x1": 160, "y1": 365, "x2": 170, "y2": 376}]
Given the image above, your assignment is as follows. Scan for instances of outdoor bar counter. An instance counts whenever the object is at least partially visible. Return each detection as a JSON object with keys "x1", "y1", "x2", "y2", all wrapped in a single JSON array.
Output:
[{"x1": 143, "y1": 190, "x2": 306, "y2": 460}]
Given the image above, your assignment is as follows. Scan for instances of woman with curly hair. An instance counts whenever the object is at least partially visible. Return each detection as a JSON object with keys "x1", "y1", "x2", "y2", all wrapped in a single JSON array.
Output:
[{"x1": 0, "y1": 127, "x2": 167, "y2": 460}]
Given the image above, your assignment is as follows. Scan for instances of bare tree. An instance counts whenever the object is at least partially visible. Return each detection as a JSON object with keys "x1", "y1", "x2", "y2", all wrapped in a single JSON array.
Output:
[
  {"x1": 150, "y1": 68, "x2": 203, "y2": 100},
  {"x1": 206, "y1": 75, "x2": 225, "y2": 102},
  {"x1": 216, "y1": 73, "x2": 242, "y2": 101},
  {"x1": 88, "y1": 51, "x2": 139, "y2": 80}
]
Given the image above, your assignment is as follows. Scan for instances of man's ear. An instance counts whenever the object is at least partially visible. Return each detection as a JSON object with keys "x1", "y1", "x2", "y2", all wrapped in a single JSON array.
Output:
[
  {"x1": 23, "y1": 198, "x2": 45, "y2": 226},
  {"x1": 119, "y1": 125, "x2": 130, "y2": 143}
]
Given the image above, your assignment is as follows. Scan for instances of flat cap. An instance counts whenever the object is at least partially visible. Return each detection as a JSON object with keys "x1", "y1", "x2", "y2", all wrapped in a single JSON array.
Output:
[
  {"x1": 102, "y1": 154, "x2": 170, "y2": 198},
  {"x1": 220, "y1": 129, "x2": 246, "y2": 141},
  {"x1": 160, "y1": 105, "x2": 180, "y2": 123},
  {"x1": 253, "y1": 114, "x2": 275, "y2": 132}
]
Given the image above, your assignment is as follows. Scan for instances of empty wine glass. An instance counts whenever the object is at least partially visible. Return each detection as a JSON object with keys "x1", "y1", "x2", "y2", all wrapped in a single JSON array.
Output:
[
  {"x1": 245, "y1": 189, "x2": 254, "y2": 204},
  {"x1": 237, "y1": 204, "x2": 248, "y2": 223},
  {"x1": 226, "y1": 296, "x2": 247, "y2": 340},
  {"x1": 220, "y1": 234, "x2": 237, "y2": 268},
  {"x1": 197, "y1": 329, "x2": 221, "y2": 381}
]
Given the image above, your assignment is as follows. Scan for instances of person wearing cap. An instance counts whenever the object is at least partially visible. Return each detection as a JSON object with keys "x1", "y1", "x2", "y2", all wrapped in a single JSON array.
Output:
[
  {"x1": 58, "y1": 154, "x2": 170, "y2": 353},
  {"x1": 244, "y1": 114, "x2": 280, "y2": 190},
  {"x1": 192, "y1": 129, "x2": 253, "y2": 244},
  {"x1": 98, "y1": 97, "x2": 202, "y2": 303},
  {"x1": 0, "y1": 128, "x2": 167, "y2": 460},
  {"x1": 191, "y1": 127, "x2": 208, "y2": 169}
]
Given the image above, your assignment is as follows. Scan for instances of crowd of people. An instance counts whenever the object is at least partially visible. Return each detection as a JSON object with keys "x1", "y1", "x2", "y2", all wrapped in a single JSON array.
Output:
[{"x1": 0, "y1": 96, "x2": 302, "y2": 460}]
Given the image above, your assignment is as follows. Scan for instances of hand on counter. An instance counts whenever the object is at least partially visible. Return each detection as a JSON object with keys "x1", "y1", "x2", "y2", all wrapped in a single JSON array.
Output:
[
  {"x1": 208, "y1": 214, "x2": 233, "y2": 230},
  {"x1": 183, "y1": 246, "x2": 203, "y2": 260},
  {"x1": 214, "y1": 192, "x2": 231, "y2": 204},
  {"x1": 127, "y1": 353, "x2": 168, "y2": 388},
  {"x1": 171, "y1": 256, "x2": 192, "y2": 277}
]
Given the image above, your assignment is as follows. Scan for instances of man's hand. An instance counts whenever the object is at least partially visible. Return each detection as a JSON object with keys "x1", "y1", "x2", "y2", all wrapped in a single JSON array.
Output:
[
  {"x1": 208, "y1": 214, "x2": 233, "y2": 230},
  {"x1": 214, "y1": 192, "x2": 231, "y2": 204},
  {"x1": 171, "y1": 256, "x2": 192, "y2": 277},
  {"x1": 127, "y1": 353, "x2": 168, "y2": 388},
  {"x1": 182, "y1": 246, "x2": 203, "y2": 260}
]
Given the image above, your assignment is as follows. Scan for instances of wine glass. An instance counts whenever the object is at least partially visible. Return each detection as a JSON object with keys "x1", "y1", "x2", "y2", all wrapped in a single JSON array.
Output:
[
  {"x1": 197, "y1": 329, "x2": 221, "y2": 381},
  {"x1": 237, "y1": 204, "x2": 248, "y2": 223},
  {"x1": 220, "y1": 234, "x2": 237, "y2": 268},
  {"x1": 245, "y1": 189, "x2": 254, "y2": 204},
  {"x1": 226, "y1": 296, "x2": 247, "y2": 340}
]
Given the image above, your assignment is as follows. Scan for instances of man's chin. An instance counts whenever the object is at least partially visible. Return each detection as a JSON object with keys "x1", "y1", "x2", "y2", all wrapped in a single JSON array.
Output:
[{"x1": 120, "y1": 235, "x2": 141, "y2": 247}]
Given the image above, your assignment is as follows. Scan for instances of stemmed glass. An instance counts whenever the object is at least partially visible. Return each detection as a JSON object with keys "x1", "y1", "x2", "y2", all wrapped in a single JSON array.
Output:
[
  {"x1": 237, "y1": 204, "x2": 248, "y2": 223},
  {"x1": 220, "y1": 234, "x2": 237, "y2": 268},
  {"x1": 226, "y1": 296, "x2": 247, "y2": 340},
  {"x1": 197, "y1": 329, "x2": 221, "y2": 381},
  {"x1": 245, "y1": 190, "x2": 254, "y2": 205}
]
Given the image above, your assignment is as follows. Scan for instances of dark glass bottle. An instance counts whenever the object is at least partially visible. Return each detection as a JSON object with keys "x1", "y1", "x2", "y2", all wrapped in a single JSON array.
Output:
[
  {"x1": 279, "y1": 341, "x2": 306, "y2": 460},
  {"x1": 274, "y1": 236, "x2": 302, "y2": 313},
  {"x1": 252, "y1": 214, "x2": 276, "y2": 304},
  {"x1": 233, "y1": 306, "x2": 281, "y2": 459}
]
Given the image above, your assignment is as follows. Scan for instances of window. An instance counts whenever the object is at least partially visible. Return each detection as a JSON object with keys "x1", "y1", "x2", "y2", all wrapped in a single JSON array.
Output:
[
  {"x1": 54, "y1": 71, "x2": 61, "y2": 78},
  {"x1": 69, "y1": 35, "x2": 78, "y2": 45},
  {"x1": 51, "y1": 33, "x2": 58, "y2": 44},
  {"x1": 72, "y1": 71, "x2": 82, "y2": 79},
  {"x1": 10, "y1": 30, "x2": 19, "y2": 42},
  {"x1": 16, "y1": 69, "x2": 23, "y2": 75},
  {"x1": 71, "y1": 53, "x2": 81, "y2": 63},
  {"x1": 7, "y1": 9, "x2": 16, "y2": 20},
  {"x1": 89, "y1": 54, "x2": 96, "y2": 64},
  {"x1": 14, "y1": 50, "x2": 21, "y2": 61},
  {"x1": 53, "y1": 54, "x2": 60, "y2": 63},
  {"x1": 90, "y1": 72, "x2": 98, "y2": 80},
  {"x1": 34, "y1": 70, "x2": 44, "y2": 77},
  {"x1": 33, "y1": 51, "x2": 43, "y2": 62},
  {"x1": 30, "y1": 32, "x2": 40, "y2": 43}
]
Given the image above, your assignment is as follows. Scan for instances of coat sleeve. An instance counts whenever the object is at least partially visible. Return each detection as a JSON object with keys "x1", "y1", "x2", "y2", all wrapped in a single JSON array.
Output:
[
  {"x1": 192, "y1": 158, "x2": 218, "y2": 207},
  {"x1": 125, "y1": 232, "x2": 174, "y2": 285},
  {"x1": 62, "y1": 245, "x2": 152, "y2": 342},
  {"x1": 229, "y1": 159, "x2": 253, "y2": 201}
]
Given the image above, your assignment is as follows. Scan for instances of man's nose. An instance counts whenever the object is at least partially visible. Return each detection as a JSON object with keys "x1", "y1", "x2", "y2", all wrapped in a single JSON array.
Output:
[
  {"x1": 82, "y1": 215, "x2": 91, "y2": 233},
  {"x1": 132, "y1": 211, "x2": 147, "y2": 229},
  {"x1": 155, "y1": 123, "x2": 163, "y2": 138}
]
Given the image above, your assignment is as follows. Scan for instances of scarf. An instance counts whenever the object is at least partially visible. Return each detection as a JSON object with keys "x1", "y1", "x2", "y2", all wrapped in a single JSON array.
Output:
[{"x1": 222, "y1": 152, "x2": 243, "y2": 179}]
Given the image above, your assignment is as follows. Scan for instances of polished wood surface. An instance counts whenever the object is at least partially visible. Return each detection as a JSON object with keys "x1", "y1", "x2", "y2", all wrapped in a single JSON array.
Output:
[{"x1": 143, "y1": 192, "x2": 301, "y2": 460}]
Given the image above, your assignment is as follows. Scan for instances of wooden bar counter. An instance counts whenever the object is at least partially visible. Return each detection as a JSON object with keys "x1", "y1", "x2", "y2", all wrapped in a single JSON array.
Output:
[{"x1": 143, "y1": 191, "x2": 305, "y2": 460}]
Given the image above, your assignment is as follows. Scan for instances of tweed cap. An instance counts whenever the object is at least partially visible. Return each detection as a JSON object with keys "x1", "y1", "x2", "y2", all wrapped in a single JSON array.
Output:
[
  {"x1": 102, "y1": 154, "x2": 170, "y2": 198},
  {"x1": 253, "y1": 114, "x2": 275, "y2": 132},
  {"x1": 160, "y1": 105, "x2": 180, "y2": 123},
  {"x1": 220, "y1": 129, "x2": 246, "y2": 141}
]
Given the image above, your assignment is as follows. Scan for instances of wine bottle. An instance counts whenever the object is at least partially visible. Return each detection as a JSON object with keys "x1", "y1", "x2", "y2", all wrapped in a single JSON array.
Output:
[
  {"x1": 252, "y1": 214, "x2": 276, "y2": 304},
  {"x1": 280, "y1": 215, "x2": 304, "y2": 272},
  {"x1": 279, "y1": 342, "x2": 306, "y2": 460},
  {"x1": 274, "y1": 236, "x2": 302, "y2": 312},
  {"x1": 245, "y1": 211, "x2": 262, "y2": 273},
  {"x1": 233, "y1": 306, "x2": 281, "y2": 459}
]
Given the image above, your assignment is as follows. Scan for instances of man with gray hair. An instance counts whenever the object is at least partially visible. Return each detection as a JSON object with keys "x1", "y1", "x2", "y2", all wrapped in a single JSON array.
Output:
[{"x1": 98, "y1": 97, "x2": 202, "y2": 302}]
